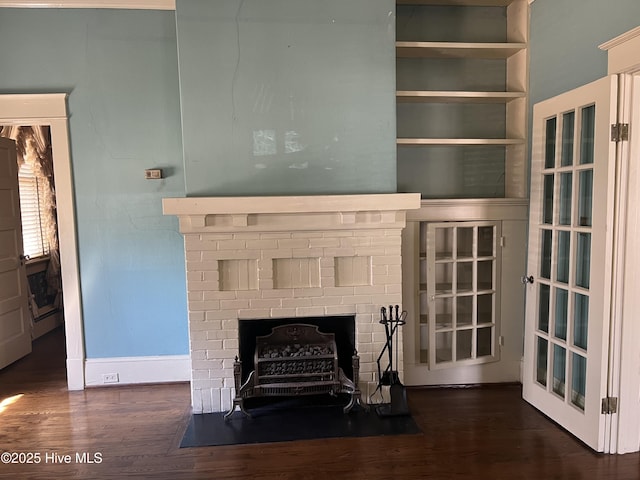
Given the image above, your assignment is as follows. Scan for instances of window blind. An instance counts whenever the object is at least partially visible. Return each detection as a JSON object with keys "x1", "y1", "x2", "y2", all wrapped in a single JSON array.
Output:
[{"x1": 18, "y1": 162, "x2": 49, "y2": 259}]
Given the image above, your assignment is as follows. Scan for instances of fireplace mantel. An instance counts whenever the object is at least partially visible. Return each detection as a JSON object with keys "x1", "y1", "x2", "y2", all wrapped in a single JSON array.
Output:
[
  {"x1": 163, "y1": 193, "x2": 420, "y2": 413},
  {"x1": 163, "y1": 194, "x2": 420, "y2": 234},
  {"x1": 163, "y1": 194, "x2": 420, "y2": 215}
]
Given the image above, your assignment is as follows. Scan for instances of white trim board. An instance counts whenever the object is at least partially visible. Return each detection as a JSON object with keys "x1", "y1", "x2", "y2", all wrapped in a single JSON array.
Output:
[
  {"x1": 0, "y1": 0, "x2": 174, "y2": 9},
  {"x1": 84, "y1": 355, "x2": 190, "y2": 386}
]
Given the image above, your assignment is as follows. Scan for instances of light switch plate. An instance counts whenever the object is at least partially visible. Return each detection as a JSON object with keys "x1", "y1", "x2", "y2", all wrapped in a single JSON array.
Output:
[{"x1": 145, "y1": 168, "x2": 163, "y2": 179}]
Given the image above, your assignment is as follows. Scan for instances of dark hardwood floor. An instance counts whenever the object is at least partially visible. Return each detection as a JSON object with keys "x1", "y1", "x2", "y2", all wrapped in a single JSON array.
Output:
[{"x1": 1, "y1": 328, "x2": 639, "y2": 479}]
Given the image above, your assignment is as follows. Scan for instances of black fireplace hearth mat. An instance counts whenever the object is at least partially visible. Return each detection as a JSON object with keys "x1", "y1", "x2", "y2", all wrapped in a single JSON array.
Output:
[{"x1": 180, "y1": 400, "x2": 422, "y2": 447}]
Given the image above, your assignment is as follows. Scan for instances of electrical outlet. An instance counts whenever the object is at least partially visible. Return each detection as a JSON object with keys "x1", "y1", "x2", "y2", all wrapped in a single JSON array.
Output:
[{"x1": 102, "y1": 373, "x2": 119, "y2": 384}]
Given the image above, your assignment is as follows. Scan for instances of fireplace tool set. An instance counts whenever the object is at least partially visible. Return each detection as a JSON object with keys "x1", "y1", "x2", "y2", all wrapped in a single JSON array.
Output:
[{"x1": 375, "y1": 305, "x2": 410, "y2": 417}]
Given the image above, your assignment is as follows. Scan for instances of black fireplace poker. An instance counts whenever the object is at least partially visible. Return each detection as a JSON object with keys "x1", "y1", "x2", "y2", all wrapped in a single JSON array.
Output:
[{"x1": 375, "y1": 305, "x2": 410, "y2": 417}]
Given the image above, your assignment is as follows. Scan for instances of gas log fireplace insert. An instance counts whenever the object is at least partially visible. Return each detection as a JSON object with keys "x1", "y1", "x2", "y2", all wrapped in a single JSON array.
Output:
[{"x1": 225, "y1": 319, "x2": 365, "y2": 418}]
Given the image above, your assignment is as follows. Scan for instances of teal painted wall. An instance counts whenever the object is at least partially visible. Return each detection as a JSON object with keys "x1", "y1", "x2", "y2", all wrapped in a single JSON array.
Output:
[
  {"x1": 0, "y1": 9, "x2": 188, "y2": 357},
  {"x1": 175, "y1": 0, "x2": 397, "y2": 196},
  {"x1": 530, "y1": 0, "x2": 640, "y2": 105},
  {"x1": 8, "y1": 1, "x2": 620, "y2": 360}
]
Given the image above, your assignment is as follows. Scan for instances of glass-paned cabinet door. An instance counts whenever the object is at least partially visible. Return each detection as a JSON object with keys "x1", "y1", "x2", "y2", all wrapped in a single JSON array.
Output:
[{"x1": 419, "y1": 221, "x2": 502, "y2": 369}]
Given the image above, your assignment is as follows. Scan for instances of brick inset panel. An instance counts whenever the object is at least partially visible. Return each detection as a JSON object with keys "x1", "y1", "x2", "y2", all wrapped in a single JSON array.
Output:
[
  {"x1": 335, "y1": 256, "x2": 372, "y2": 287},
  {"x1": 219, "y1": 259, "x2": 258, "y2": 291},
  {"x1": 273, "y1": 257, "x2": 320, "y2": 289}
]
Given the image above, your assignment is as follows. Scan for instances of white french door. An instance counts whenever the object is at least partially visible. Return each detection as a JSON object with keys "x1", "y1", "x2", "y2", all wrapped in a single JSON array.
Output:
[{"x1": 523, "y1": 75, "x2": 618, "y2": 452}]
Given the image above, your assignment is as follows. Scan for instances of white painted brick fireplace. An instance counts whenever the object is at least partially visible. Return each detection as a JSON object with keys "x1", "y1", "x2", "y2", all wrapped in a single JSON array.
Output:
[{"x1": 163, "y1": 194, "x2": 420, "y2": 414}]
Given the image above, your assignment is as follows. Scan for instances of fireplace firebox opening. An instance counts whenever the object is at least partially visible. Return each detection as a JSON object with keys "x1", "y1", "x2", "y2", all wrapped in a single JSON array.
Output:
[
  {"x1": 238, "y1": 315, "x2": 356, "y2": 382},
  {"x1": 227, "y1": 315, "x2": 363, "y2": 416}
]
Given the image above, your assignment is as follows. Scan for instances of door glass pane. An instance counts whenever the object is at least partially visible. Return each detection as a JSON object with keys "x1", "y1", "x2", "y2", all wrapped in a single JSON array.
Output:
[
  {"x1": 435, "y1": 263, "x2": 453, "y2": 294},
  {"x1": 477, "y1": 327, "x2": 492, "y2": 357},
  {"x1": 477, "y1": 260, "x2": 492, "y2": 291},
  {"x1": 457, "y1": 262, "x2": 473, "y2": 293},
  {"x1": 457, "y1": 296, "x2": 473, "y2": 327},
  {"x1": 576, "y1": 232, "x2": 591, "y2": 289},
  {"x1": 435, "y1": 297, "x2": 453, "y2": 329},
  {"x1": 571, "y1": 353, "x2": 587, "y2": 411},
  {"x1": 436, "y1": 331, "x2": 452, "y2": 363},
  {"x1": 554, "y1": 288, "x2": 568, "y2": 341},
  {"x1": 559, "y1": 172, "x2": 572, "y2": 225},
  {"x1": 457, "y1": 227, "x2": 473, "y2": 258},
  {"x1": 541, "y1": 229, "x2": 552, "y2": 279},
  {"x1": 574, "y1": 293, "x2": 589, "y2": 350},
  {"x1": 543, "y1": 174, "x2": 554, "y2": 224},
  {"x1": 435, "y1": 227, "x2": 454, "y2": 260},
  {"x1": 545, "y1": 117, "x2": 557, "y2": 169},
  {"x1": 580, "y1": 105, "x2": 595, "y2": 165},
  {"x1": 457, "y1": 329, "x2": 472, "y2": 360},
  {"x1": 478, "y1": 226, "x2": 494, "y2": 257},
  {"x1": 561, "y1": 111, "x2": 575, "y2": 166},
  {"x1": 536, "y1": 336, "x2": 548, "y2": 386},
  {"x1": 557, "y1": 231, "x2": 570, "y2": 284},
  {"x1": 553, "y1": 344, "x2": 567, "y2": 397},
  {"x1": 538, "y1": 284, "x2": 550, "y2": 333},
  {"x1": 477, "y1": 294, "x2": 492, "y2": 325},
  {"x1": 578, "y1": 169, "x2": 593, "y2": 227}
]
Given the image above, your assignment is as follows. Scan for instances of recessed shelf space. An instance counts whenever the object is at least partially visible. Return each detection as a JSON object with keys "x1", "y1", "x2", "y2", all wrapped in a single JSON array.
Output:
[
  {"x1": 398, "y1": 145, "x2": 507, "y2": 198},
  {"x1": 396, "y1": 0, "x2": 528, "y2": 199}
]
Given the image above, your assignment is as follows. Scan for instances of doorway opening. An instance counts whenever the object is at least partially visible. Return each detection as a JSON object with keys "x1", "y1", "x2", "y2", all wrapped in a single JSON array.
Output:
[
  {"x1": 0, "y1": 94, "x2": 84, "y2": 390},
  {"x1": 1, "y1": 125, "x2": 63, "y2": 340}
]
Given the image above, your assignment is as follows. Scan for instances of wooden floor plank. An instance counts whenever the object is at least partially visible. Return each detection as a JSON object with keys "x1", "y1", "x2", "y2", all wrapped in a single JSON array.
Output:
[{"x1": 1, "y1": 328, "x2": 639, "y2": 479}]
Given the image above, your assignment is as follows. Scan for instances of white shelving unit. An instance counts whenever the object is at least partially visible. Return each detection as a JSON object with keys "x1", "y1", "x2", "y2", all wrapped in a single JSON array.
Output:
[
  {"x1": 396, "y1": 41, "x2": 526, "y2": 58},
  {"x1": 398, "y1": 0, "x2": 514, "y2": 5},
  {"x1": 397, "y1": 90, "x2": 525, "y2": 103},
  {"x1": 396, "y1": 0, "x2": 530, "y2": 382},
  {"x1": 397, "y1": 138, "x2": 524, "y2": 146},
  {"x1": 396, "y1": 0, "x2": 529, "y2": 198}
]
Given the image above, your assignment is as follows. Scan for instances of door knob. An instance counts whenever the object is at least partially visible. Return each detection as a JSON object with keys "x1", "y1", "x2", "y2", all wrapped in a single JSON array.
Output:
[{"x1": 521, "y1": 275, "x2": 534, "y2": 284}]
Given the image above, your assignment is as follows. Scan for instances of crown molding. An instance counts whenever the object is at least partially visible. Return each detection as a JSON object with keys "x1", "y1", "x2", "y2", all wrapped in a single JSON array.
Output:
[
  {"x1": 0, "y1": 0, "x2": 174, "y2": 9},
  {"x1": 599, "y1": 26, "x2": 640, "y2": 51}
]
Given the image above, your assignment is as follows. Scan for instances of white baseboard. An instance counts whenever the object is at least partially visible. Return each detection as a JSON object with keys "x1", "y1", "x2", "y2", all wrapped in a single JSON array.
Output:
[{"x1": 84, "y1": 355, "x2": 190, "y2": 387}]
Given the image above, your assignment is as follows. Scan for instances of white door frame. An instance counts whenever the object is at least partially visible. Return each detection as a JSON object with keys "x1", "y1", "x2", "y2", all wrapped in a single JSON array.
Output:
[
  {"x1": 615, "y1": 72, "x2": 640, "y2": 454},
  {"x1": 0, "y1": 94, "x2": 85, "y2": 390},
  {"x1": 606, "y1": 73, "x2": 640, "y2": 454},
  {"x1": 599, "y1": 27, "x2": 640, "y2": 454}
]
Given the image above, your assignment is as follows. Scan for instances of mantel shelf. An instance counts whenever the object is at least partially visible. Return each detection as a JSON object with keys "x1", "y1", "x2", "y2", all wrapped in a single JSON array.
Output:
[
  {"x1": 396, "y1": 41, "x2": 526, "y2": 59},
  {"x1": 397, "y1": 90, "x2": 525, "y2": 103},
  {"x1": 397, "y1": 138, "x2": 525, "y2": 146}
]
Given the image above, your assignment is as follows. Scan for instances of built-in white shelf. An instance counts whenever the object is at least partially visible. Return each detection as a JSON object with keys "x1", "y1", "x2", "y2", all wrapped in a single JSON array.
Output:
[
  {"x1": 396, "y1": 41, "x2": 526, "y2": 59},
  {"x1": 397, "y1": 90, "x2": 525, "y2": 104},
  {"x1": 397, "y1": 0, "x2": 513, "y2": 5},
  {"x1": 395, "y1": 0, "x2": 528, "y2": 198},
  {"x1": 397, "y1": 138, "x2": 525, "y2": 146}
]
